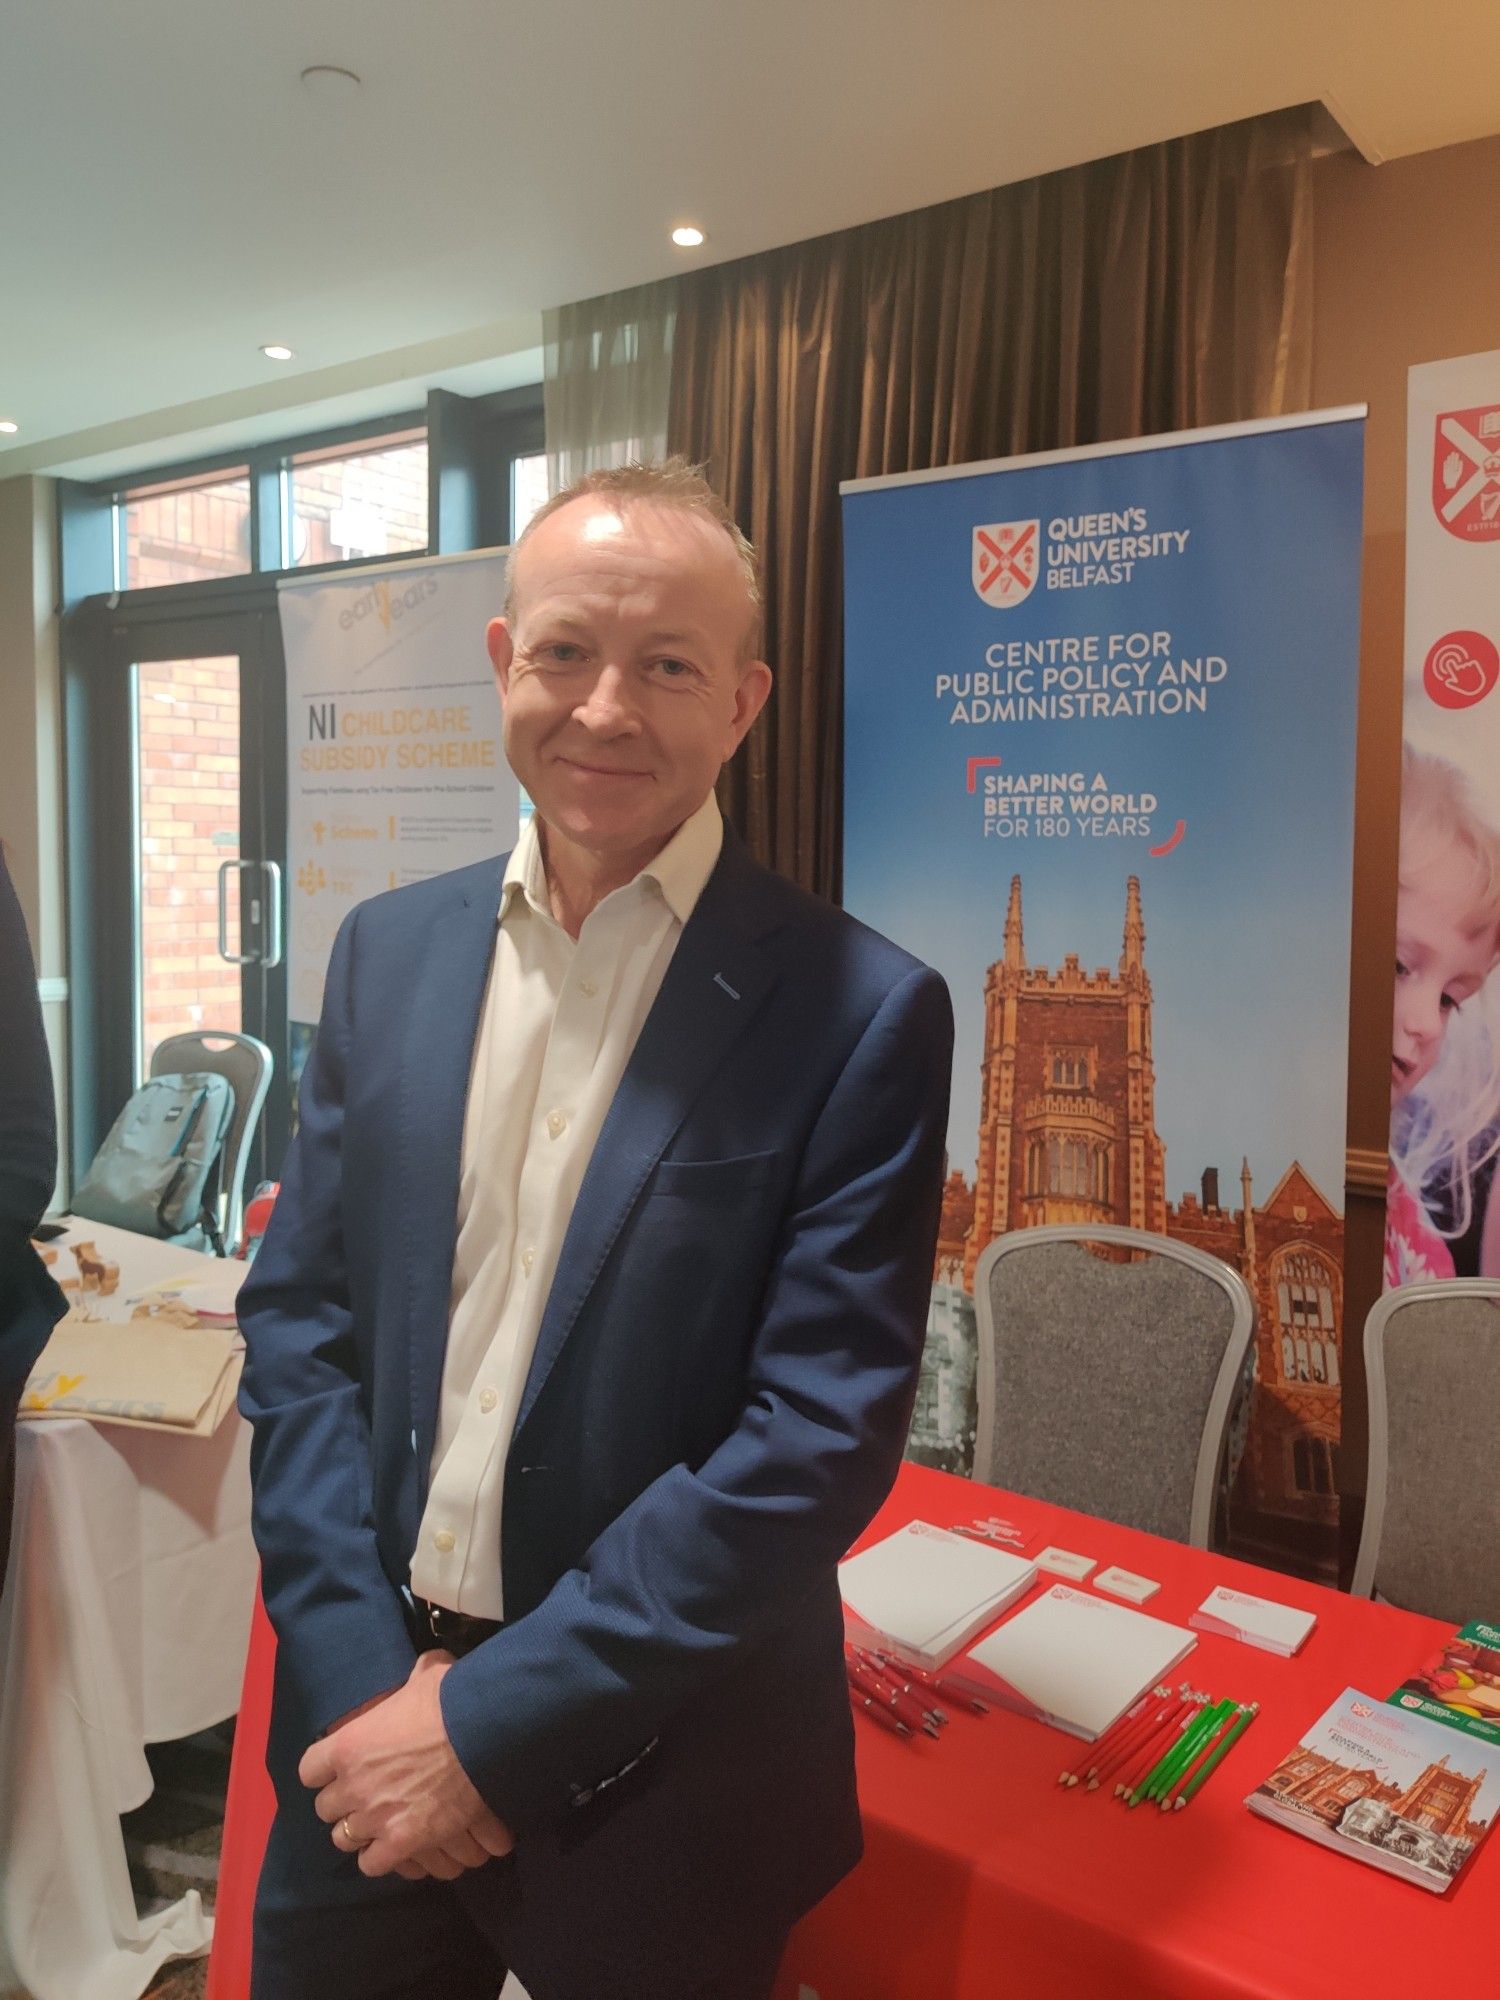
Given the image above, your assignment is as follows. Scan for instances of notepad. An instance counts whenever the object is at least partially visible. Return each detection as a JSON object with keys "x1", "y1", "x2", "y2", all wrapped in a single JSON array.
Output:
[
  {"x1": 1190, "y1": 1585, "x2": 1317, "y2": 1657},
  {"x1": 956, "y1": 1584, "x2": 1197, "y2": 1741},
  {"x1": 838, "y1": 1520, "x2": 1038, "y2": 1670}
]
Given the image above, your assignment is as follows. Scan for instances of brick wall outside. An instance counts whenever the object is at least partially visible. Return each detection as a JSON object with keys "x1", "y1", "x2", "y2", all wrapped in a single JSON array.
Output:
[
  {"x1": 292, "y1": 440, "x2": 427, "y2": 565},
  {"x1": 137, "y1": 658, "x2": 241, "y2": 1070},
  {"x1": 128, "y1": 437, "x2": 428, "y2": 1068},
  {"x1": 124, "y1": 435, "x2": 429, "y2": 585},
  {"x1": 127, "y1": 477, "x2": 252, "y2": 587}
]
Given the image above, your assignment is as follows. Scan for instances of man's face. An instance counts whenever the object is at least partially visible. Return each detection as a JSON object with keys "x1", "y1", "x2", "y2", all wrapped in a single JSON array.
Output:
[{"x1": 487, "y1": 498, "x2": 771, "y2": 868}]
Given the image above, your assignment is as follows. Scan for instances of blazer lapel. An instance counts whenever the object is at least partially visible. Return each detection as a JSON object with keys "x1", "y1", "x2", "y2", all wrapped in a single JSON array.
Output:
[
  {"x1": 402, "y1": 860, "x2": 505, "y2": 1480},
  {"x1": 513, "y1": 839, "x2": 782, "y2": 1437}
]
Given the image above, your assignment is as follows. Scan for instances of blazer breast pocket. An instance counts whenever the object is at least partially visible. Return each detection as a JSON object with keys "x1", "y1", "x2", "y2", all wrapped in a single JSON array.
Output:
[{"x1": 645, "y1": 1150, "x2": 781, "y2": 1199}]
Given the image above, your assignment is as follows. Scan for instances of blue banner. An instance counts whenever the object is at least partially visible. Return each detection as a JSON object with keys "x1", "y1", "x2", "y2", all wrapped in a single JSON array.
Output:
[{"x1": 842, "y1": 411, "x2": 1365, "y2": 1573}]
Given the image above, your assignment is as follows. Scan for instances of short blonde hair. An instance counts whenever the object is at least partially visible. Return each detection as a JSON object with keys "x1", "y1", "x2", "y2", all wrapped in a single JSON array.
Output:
[
  {"x1": 1400, "y1": 744, "x2": 1500, "y2": 943},
  {"x1": 504, "y1": 457, "x2": 762, "y2": 660}
]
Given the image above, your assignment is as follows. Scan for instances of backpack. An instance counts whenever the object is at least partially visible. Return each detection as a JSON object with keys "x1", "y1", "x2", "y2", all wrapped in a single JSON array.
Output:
[{"x1": 71, "y1": 1071, "x2": 236, "y2": 1252}]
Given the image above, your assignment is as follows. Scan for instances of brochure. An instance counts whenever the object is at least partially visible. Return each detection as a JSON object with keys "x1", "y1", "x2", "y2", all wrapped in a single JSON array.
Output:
[
  {"x1": 1247, "y1": 1686, "x2": 1500, "y2": 1894},
  {"x1": 1388, "y1": 1619, "x2": 1500, "y2": 1749}
]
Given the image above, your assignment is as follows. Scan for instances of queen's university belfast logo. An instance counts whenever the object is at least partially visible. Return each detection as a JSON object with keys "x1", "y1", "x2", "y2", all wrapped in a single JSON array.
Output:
[{"x1": 972, "y1": 521, "x2": 1039, "y2": 605}]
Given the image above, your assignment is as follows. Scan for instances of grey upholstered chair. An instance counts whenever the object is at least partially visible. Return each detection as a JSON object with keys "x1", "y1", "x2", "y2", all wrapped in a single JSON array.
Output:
[
  {"x1": 972, "y1": 1225, "x2": 1256, "y2": 1549},
  {"x1": 1351, "y1": 1280, "x2": 1500, "y2": 1623},
  {"x1": 149, "y1": 1030, "x2": 273, "y2": 1254}
]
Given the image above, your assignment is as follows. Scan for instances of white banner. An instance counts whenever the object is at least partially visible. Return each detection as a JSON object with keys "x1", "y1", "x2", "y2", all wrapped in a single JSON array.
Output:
[
  {"x1": 279, "y1": 550, "x2": 519, "y2": 1063},
  {"x1": 1389, "y1": 351, "x2": 1500, "y2": 1285}
]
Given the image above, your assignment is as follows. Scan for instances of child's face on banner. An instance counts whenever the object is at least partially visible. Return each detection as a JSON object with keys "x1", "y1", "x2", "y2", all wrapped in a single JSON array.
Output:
[{"x1": 1392, "y1": 861, "x2": 1499, "y2": 1103}]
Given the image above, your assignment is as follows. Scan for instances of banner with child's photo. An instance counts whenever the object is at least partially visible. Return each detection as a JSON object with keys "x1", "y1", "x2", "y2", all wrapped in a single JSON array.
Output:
[
  {"x1": 1388, "y1": 351, "x2": 1500, "y2": 1290},
  {"x1": 841, "y1": 410, "x2": 1365, "y2": 1577}
]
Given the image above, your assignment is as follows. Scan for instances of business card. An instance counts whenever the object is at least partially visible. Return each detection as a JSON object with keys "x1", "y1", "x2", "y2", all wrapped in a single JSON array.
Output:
[
  {"x1": 1093, "y1": 1565, "x2": 1160, "y2": 1603},
  {"x1": 1034, "y1": 1545, "x2": 1096, "y2": 1582}
]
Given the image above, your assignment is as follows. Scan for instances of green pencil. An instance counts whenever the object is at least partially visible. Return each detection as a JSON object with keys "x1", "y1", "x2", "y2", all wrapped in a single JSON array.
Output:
[
  {"x1": 1171, "y1": 1702, "x2": 1259, "y2": 1809},
  {"x1": 1135, "y1": 1698, "x2": 1230, "y2": 1806},
  {"x1": 1145, "y1": 1699, "x2": 1228, "y2": 1801},
  {"x1": 1125, "y1": 1697, "x2": 1215, "y2": 1807}
]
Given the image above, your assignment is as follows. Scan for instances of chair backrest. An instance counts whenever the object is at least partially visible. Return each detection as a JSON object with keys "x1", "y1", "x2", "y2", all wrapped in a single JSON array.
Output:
[
  {"x1": 1351, "y1": 1280, "x2": 1500, "y2": 1621},
  {"x1": 149, "y1": 1031, "x2": 272, "y2": 1254},
  {"x1": 973, "y1": 1224, "x2": 1256, "y2": 1549}
]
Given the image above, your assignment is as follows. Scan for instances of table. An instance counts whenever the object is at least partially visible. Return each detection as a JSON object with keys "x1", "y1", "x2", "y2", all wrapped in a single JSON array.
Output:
[
  {"x1": 0, "y1": 1221, "x2": 255, "y2": 2000},
  {"x1": 773, "y1": 1463, "x2": 1484, "y2": 2000}
]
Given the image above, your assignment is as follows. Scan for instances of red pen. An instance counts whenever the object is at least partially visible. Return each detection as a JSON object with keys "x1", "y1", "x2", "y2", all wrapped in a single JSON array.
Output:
[
  {"x1": 846, "y1": 1654, "x2": 940, "y2": 1737},
  {"x1": 849, "y1": 1686, "x2": 912, "y2": 1737},
  {"x1": 853, "y1": 1649, "x2": 947, "y2": 1727},
  {"x1": 872, "y1": 1650, "x2": 989, "y2": 1716}
]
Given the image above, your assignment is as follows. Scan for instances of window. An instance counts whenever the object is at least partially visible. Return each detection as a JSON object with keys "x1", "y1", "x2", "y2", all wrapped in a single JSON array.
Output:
[
  {"x1": 287, "y1": 428, "x2": 428, "y2": 567},
  {"x1": 1292, "y1": 1434, "x2": 1335, "y2": 1496},
  {"x1": 134, "y1": 658, "x2": 242, "y2": 1075},
  {"x1": 1051, "y1": 1048, "x2": 1090, "y2": 1090},
  {"x1": 122, "y1": 467, "x2": 252, "y2": 587},
  {"x1": 1273, "y1": 1247, "x2": 1339, "y2": 1383},
  {"x1": 511, "y1": 452, "x2": 550, "y2": 541}
]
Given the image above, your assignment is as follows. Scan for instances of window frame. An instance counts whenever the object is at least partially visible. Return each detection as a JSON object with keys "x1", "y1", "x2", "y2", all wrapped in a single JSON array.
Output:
[{"x1": 56, "y1": 382, "x2": 542, "y2": 1183}]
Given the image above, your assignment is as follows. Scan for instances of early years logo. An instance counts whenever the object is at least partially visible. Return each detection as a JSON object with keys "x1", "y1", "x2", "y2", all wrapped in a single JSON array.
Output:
[{"x1": 972, "y1": 521, "x2": 1038, "y2": 606}]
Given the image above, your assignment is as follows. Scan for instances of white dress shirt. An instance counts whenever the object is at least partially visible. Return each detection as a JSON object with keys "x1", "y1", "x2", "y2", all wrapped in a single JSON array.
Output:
[{"x1": 409, "y1": 792, "x2": 724, "y2": 1618}]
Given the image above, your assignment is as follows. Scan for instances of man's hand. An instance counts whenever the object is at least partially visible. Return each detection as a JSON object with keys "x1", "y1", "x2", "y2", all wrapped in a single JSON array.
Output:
[{"x1": 299, "y1": 1650, "x2": 515, "y2": 1880}]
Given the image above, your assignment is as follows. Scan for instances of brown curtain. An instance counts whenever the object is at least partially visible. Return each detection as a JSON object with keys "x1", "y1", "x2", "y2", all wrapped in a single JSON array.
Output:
[{"x1": 667, "y1": 106, "x2": 1316, "y2": 898}]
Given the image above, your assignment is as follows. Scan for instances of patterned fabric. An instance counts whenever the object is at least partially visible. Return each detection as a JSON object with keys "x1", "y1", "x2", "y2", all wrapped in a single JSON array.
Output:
[{"x1": 1384, "y1": 1164, "x2": 1456, "y2": 1290}]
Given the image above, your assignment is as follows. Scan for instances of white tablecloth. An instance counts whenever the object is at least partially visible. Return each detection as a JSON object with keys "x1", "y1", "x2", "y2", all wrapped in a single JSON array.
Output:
[{"x1": 0, "y1": 1222, "x2": 256, "y2": 2000}]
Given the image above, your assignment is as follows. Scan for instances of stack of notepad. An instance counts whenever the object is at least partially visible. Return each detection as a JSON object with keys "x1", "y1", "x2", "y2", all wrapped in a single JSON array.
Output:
[
  {"x1": 956, "y1": 1584, "x2": 1197, "y2": 1740},
  {"x1": 1190, "y1": 1585, "x2": 1316, "y2": 1657},
  {"x1": 838, "y1": 1520, "x2": 1038, "y2": 1670}
]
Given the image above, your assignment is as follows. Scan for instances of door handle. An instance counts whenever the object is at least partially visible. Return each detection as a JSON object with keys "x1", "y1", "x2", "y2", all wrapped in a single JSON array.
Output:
[
  {"x1": 217, "y1": 859, "x2": 256, "y2": 965},
  {"x1": 260, "y1": 860, "x2": 284, "y2": 968}
]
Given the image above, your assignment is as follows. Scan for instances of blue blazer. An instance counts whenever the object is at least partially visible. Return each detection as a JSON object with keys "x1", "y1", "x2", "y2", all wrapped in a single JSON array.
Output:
[{"x1": 238, "y1": 828, "x2": 952, "y2": 1991}]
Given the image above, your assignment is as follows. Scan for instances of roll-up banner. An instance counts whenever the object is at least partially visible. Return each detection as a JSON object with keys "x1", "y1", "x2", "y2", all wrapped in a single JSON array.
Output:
[
  {"x1": 1387, "y1": 352, "x2": 1500, "y2": 1291},
  {"x1": 278, "y1": 549, "x2": 518, "y2": 1081},
  {"x1": 842, "y1": 409, "x2": 1366, "y2": 1575}
]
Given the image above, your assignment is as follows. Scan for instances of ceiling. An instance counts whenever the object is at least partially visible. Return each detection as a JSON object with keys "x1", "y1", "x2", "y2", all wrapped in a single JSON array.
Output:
[{"x1": 4, "y1": 0, "x2": 1500, "y2": 480}]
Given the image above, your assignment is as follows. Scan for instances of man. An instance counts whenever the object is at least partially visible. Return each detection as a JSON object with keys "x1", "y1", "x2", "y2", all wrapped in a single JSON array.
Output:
[
  {"x1": 0, "y1": 848, "x2": 67, "y2": 1596},
  {"x1": 238, "y1": 460, "x2": 953, "y2": 2000}
]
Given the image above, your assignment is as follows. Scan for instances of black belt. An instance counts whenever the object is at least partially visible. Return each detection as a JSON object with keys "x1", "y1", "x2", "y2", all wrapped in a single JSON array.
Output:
[{"x1": 408, "y1": 1596, "x2": 503, "y2": 1657}]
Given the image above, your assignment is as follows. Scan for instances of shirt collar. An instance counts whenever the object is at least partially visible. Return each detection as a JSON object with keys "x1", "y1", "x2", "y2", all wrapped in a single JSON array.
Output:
[{"x1": 499, "y1": 792, "x2": 723, "y2": 929}]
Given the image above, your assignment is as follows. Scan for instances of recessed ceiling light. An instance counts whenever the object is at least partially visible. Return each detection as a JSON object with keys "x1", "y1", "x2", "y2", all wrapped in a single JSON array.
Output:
[
  {"x1": 300, "y1": 64, "x2": 361, "y2": 97},
  {"x1": 0, "y1": 420, "x2": 17, "y2": 434},
  {"x1": 671, "y1": 225, "x2": 706, "y2": 248},
  {"x1": 261, "y1": 344, "x2": 295, "y2": 362}
]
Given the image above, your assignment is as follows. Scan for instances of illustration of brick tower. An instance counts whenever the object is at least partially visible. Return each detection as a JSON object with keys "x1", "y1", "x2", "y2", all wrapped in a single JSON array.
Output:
[{"x1": 963, "y1": 874, "x2": 1167, "y2": 1287}]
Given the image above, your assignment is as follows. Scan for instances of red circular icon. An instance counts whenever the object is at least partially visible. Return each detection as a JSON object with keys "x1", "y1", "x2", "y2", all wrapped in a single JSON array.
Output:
[{"x1": 1423, "y1": 629, "x2": 1500, "y2": 711}]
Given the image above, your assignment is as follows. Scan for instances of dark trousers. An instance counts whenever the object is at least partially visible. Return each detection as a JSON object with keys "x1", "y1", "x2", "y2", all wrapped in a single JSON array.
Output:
[{"x1": 252, "y1": 1870, "x2": 788, "y2": 2000}]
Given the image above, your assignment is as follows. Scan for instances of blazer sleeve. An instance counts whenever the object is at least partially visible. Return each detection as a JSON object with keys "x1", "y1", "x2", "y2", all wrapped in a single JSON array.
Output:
[
  {"x1": 237, "y1": 908, "x2": 417, "y2": 1739},
  {"x1": 440, "y1": 961, "x2": 953, "y2": 1828},
  {"x1": 0, "y1": 851, "x2": 66, "y2": 1393}
]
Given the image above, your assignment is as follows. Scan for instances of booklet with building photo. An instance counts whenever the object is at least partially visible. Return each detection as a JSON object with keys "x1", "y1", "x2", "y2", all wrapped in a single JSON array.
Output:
[
  {"x1": 1247, "y1": 1686, "x2": 1500, "y2": 1893},
  {"x1": 1388, "y1": 1619, "x2": 1500, "y2": 1750}
]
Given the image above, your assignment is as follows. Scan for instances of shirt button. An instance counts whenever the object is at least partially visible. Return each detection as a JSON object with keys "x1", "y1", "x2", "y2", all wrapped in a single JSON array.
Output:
[
  {"x1": 579, "y1": 978, "x2": 598, "y2": 997},
  {"x1": 432, "y1": 1528, "x2": 456, "y2": 1555},
  {"x1": 547, "y1": 1109, "x2": 567, "y2": 1139},
  {"x1": 478, "y1": 1386, "x2": 498, "y2": 1414},
  {"x1": 521, "y1": 1247, "x2": 535, "y2": 1275}
]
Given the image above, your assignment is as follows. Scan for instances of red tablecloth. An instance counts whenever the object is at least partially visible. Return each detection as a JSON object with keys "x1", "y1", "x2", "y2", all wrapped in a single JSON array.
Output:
[{"x1": 774, "y1": 1463, "x2": 1484, "y2": 2000}]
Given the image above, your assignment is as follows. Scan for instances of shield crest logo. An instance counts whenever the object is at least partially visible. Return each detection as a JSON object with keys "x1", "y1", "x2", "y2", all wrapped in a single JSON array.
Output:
[
  {"x1": 1432, "y1": 404, "x2": 1500, "y2": 541},
  {"x1": 972, "y1": 521, "x2": 1039, "y2": 605}
]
